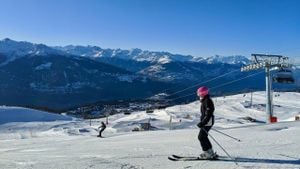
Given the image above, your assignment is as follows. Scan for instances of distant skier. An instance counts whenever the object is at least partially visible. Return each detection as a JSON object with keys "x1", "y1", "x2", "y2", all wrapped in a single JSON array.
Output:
[
  {"x1": 196, "y1": 86, "x2": 216, "y2": 159},
  {"x1": 97, "y1": 121, "x2": 106, "y2": 138}
]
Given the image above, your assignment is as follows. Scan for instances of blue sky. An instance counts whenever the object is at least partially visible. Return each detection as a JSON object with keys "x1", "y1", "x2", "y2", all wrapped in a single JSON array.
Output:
[{"x1": 0, "y1": 0, "x2": 300, "y2": 59}]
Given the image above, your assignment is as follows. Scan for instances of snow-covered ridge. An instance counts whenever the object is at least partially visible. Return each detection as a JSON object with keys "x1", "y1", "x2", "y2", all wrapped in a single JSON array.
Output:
[
  {"x1": 0, "y1": 38, "x2": 64, "y2": 65},
  {"x1": 1, "y1": 38, "x2": 251, "y2": 65},
  {"x1": 55, "y1": 45, "x2": 200, "y2": 63},
  {"x1": 206, "y1": 55, "x2": 251, "y2": 65},
  {"x1": 0, "y1": 38, "x2": 63, "y2": 56},
  {"x1": 57, "y1": 45, "x2": 251, "y2": 64}
]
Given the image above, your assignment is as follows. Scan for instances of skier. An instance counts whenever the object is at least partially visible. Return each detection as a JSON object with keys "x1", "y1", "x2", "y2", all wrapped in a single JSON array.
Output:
[
  {"x1": 97, "y1": 121, "x2": 106, "y2": 138},
  {"x1": 196, "y1": 86, "x2": 216, "y2": 159}
]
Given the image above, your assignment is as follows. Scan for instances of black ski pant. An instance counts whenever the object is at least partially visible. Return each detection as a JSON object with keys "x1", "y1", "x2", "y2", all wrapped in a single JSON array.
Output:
[
  {"x1": 198, "y1": 126, "x2": 212, "y2": 151},
  {"x1": 99, "y1": 128, "x2": 106, "y2": 137}
]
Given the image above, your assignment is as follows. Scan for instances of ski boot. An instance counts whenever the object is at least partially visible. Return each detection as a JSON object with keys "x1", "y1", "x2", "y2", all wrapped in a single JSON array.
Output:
[{"x1": 199, "y1": 149, "x2": 217, "y2": 159}]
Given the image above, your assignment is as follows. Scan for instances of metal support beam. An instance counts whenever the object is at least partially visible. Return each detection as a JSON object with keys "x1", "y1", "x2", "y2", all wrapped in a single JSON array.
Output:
[{"x1": 265, "y1": 64, "x2": 273, "y2": 123}]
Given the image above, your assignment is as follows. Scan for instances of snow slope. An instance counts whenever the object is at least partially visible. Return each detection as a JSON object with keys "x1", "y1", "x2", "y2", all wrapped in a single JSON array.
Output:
[
  {"x1": 0, "y1": 106, "x2": 89, "y2": 139},
  {"x1": 96, "y1": 91, "x2": 300, "y2": 133},
  {"x1": 0, "y1": 106, "x2": 72, "y2": 124},
  {"x1": 0, "y1": 122, "x2": 299, "y2": 169},
  {"x1": 1, "y1": 92, "x2": 299, "y2": 140},
  {"x1": 0, "y1": 92, "x2": 299, "y2": 168}
]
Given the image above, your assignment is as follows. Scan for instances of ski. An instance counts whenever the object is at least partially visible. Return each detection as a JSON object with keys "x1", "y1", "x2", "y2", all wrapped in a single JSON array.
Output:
[
  {"x1": 168, "y1": 156, "x2": 218, "y2": 161},
  {"x1": 168, "y1": 154, "x2": 217, "y2": 161},
  {"x1": 172, "y1": 153, "x2": 220, "y2": 159},
  {"x1": 168, "y1": 156, "x2": 201, "y2": 161},
  {"x1": 168, "y1": 154, "x2": 231, "y2": 161},
  {"x1": 172, "y1": 154, "x2": 199, "y2": 159}
]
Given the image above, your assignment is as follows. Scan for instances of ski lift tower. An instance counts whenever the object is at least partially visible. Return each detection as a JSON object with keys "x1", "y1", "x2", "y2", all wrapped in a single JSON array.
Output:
[{"x1": 241, "y1": 54, "x2": 292, "y2": 123}]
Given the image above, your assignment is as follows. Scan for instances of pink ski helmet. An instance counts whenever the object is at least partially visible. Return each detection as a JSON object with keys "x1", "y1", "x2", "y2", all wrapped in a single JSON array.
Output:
[{"x1": 197, "y1": 86, "x2": 209, "y2": 97}]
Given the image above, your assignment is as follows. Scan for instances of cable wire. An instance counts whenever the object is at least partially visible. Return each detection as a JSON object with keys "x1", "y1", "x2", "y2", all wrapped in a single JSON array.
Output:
[
  {"x1": 166, "y1": 69, "x2": 240, "y2": 97},
  {"x1": 169, "y1": 70, "x2": 264, "y2": 101}
]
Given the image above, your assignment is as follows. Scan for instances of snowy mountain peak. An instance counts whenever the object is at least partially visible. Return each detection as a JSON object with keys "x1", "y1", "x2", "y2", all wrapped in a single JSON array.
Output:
[
  {"x1": 206, "y1": 55, "x2": 251, "y2": 65},
  {"x1": 0, "y1": 38, "x2": 252, "y2": 66},
  {"x1": 0, "y1": 38, "x2": 63, "y2": 56},
  {"x1": 157, "y1": 55, "x2": 172, "y2": 64},
  {"x1": 54, "y1": 45, "x2": 103, "y2": 57},
  {"x1": 0, "y1": 38, "x2": 65, "y2": 65},
  {"x1": 54, "y1": 43, "x2": 204, "y2": 63},
  {"x1": 56, "y1": 45, "x2": 251, "y2": 65}
]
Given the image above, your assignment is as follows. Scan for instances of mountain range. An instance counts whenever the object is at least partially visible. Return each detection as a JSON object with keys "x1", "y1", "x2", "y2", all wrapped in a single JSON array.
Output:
[{"x1": 0, "y1": 38, "x2": 298, "y2": 111}]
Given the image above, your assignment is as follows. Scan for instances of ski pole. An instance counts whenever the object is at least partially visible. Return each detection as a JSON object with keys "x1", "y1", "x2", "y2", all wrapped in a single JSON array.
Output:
[
  {"x1": 202, "y1": 128, "x2": 238, "y2": 165},
  {"x1": 211, "y1": 128, "x2": 241, "y2": 142}
]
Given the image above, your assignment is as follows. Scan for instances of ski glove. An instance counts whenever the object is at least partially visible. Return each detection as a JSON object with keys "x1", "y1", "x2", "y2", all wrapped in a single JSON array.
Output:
[{"x1": 197, "y1": 122, "x2": 204, "y2": 128}]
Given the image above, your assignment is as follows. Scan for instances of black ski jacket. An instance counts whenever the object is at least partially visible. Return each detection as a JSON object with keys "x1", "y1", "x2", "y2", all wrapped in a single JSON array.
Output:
[
  {"x1": 99, "y1": 122, "x2": 106, "y2": 130},
  {"x1": 200, "y1": 95, "x2": 215, "y2": 126}
]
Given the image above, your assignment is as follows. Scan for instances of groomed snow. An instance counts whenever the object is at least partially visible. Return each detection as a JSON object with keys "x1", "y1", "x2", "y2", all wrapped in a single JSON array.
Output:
[
  {"x1": 0, "y1": 106, "x2": 72, "y2": 125},
  {"x1": 100, "y1": 91, "x2": 300, "y2": 132},
  {"x1": 0, "y1": 92, "x2": 299, "y2": 168},
  {"x1": 0, "y1": 122, "x2": 299, "y2": 169}
]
